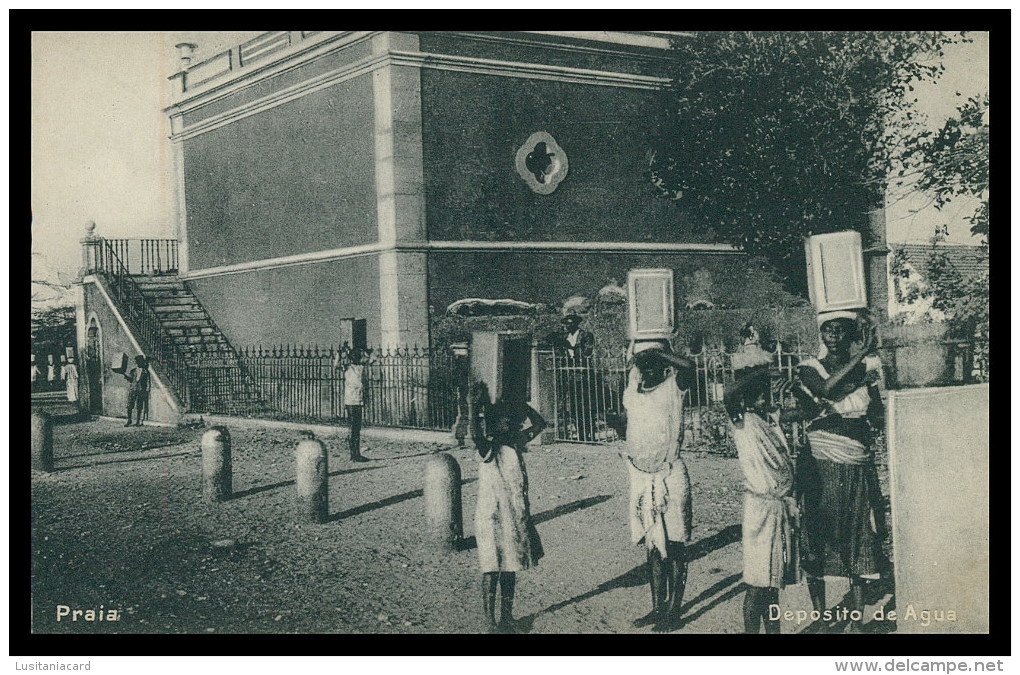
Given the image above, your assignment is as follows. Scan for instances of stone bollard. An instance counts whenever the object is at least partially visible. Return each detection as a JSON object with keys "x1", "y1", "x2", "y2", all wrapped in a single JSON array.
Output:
[
  {"x1": 31, "y1": 410, "x2": 54, "y2": 473},
  {"x1": 295, "y1": 436, "x2": 328, "y2": 523},
  {"x1": 424, "y1": 452, "x2": 463, "y2": 553},
  {"x1": 201, "y1": 426, "x2": 232, "y2": 503}
]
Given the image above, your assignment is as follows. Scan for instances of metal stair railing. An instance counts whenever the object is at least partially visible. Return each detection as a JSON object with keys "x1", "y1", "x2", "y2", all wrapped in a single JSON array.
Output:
[{"x1": 93, "y1": 239, "x2": 192, "y2": 409}]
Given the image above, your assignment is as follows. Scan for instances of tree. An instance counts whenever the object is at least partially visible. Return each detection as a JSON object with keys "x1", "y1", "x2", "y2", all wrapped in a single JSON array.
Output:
[
  {"x1": 649, "y1": 31, "x2": 964, "y2": 294},
  {"x1": 916, "y1": 93, "x2": 989, "y2": 244},
  {"x1": 901, "y1": 94, "x2": 989, "y2": 337},
  {"x1": 32, "y1": 304, "x2": 76, "y2": 357}
]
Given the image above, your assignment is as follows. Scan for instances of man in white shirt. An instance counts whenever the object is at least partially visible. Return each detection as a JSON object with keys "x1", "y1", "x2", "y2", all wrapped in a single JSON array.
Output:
[
  {"x1": 341, "y1": 348, "x2": 369, "y2": 462},
  {"x1": 560, "y1": 315, "x2": 594, "y2": 359}
]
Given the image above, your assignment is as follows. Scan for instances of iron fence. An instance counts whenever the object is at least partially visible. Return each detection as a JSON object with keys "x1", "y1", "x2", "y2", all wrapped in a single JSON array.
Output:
[
  {"x1": 188, "y1": 344, "x2": 467, "y2": 432},
  {"x1": 542, "y1": 345, "x2": 814, "y2": 449},
  {"x1": 177, "y1": 338, "x2": 988, "y2": 444},
  {"x1": 87, "y1": 237, "x2": 179, "y2": 276},
  {"x1": 89, "y1": 240, "x2": 193, "y2": 408}
]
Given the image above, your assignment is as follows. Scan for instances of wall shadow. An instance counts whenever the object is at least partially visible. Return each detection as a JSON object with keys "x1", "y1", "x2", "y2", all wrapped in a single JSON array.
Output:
[
  {"x1": 230, "y1": 464, "x2": 383, "y2": 500},
  {"x1": 56, "y1": 448, "x2": 200, "y2": 471},
  {"x1": 685, "y1": 523, "x2": 741, "y2": 562},
  {"x1": 327, "y1": 477, "x2": 477, "y2": 522},
  {"x1": 521, "y1": 525, "x2": 743, "y2": 628},
  {"x1": 532, "y1": 495, "x2": 613, "y2": 525},
  {"x1": 672, "y1": 573, "x2": 746, "y2": 630},
  {"x1": 520, "y1": 563, "x2": 649, "y2": 625},
  {"x1": 796, "y1": 575, "x2": 896, "y2": 634},
  {"x1": 458, "y1": 495, "x2": 613, "y2": 553}
]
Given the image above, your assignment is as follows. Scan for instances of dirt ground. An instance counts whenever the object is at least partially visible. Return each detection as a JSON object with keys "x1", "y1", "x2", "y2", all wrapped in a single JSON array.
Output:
[{"x1": 30, "y1": 417, "x2": 895, "y2": 634}]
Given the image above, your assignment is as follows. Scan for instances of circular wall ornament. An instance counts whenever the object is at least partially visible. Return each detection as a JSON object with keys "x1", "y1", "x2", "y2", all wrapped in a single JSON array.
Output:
[{"x1": 515, "y1": 131, "x2": 568, "y2": 195}]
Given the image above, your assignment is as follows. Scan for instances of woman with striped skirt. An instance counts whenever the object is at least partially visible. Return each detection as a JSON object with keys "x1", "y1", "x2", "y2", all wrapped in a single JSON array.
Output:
[{"x1": 796, "y1": 311, "x2": 886, "y2": 633}]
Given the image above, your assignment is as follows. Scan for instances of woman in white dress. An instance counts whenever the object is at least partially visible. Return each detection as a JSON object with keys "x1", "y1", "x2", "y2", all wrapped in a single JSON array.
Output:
[
  {"x1": 620, "y1": 345, "x2": 694, "y2": 632},
  {"x1": 471, "y1": 387, "x2": 546, "y2": 633},
  {"x1": 61, "y1": 356, "x2": 80, "y2": 404},
  {"x1": 725, "y1": 340, "x2": 797, "y2": 633}
]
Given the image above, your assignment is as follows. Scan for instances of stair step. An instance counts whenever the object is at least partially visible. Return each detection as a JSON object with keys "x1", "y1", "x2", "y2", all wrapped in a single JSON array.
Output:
[
  {"x1": 162, "y1": 318, "x2": 216, "y2": 329},
  {"x1": 132, "y1": 274, "x2": 184, "y2": 284},
  {"x1": 142, "y1": 290, "x2": 194, "y2": 299},
  {"x1": 177, "y1": 345, "x2": 231, "y2": 354},
  {"x1": 153, "y1": 306, "x2": 203, "y2": 315},
  {"x1": 182, "y1": 351, "x2": 236, "y2": 361},
  {"x1": 140, "y1": 291, "x2": 193, "y2": 301},
  {"x1": 155, "y1": 310, "x2": 207, "y2": 320},
  {"x1": 134, "y1": 282, "x2": 187, "y2": 292},
  {"x1": 167, "y1": 326, "x2": 218, "y2": 337},
  {"x1": 179, "y1": 334, "x2": 228, "y2": 345},
  {"x1": 190, "y1": 346, "x2": 231, "y2": 354},
  {"x1": 150, "y1": 297, "x2": 201, "y2": 307}
]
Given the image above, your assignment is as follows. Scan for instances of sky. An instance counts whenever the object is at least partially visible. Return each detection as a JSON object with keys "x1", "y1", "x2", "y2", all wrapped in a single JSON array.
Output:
[{"x1": 30, "y1": 31, "x2": 990, "y2": 288}]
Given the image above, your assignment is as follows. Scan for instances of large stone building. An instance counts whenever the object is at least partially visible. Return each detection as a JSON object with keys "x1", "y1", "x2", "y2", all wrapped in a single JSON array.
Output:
[
  {"x1": 162, "y1": 30, "x2": 761, "y2": 349},
  {"x1": 76, "y1": 30, "x2": 889, "y2": 423}
]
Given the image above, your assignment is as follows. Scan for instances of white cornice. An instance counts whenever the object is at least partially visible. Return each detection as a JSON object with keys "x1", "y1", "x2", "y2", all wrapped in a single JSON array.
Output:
[
  {"x1": 166, "y1": 31, "x2": 377, "y2": 116},
  {"x1": 170, "y1": 48, "x2": 670, "y2": 141},
  {"x1": 520, "y1": 31, "x2": 683, "y2": 51},
  {"x1": 169, "y1": 52, "x2": 387, "y2": 142},
  {"x1": 443, "y1": 31, "x2": 683, "y2": 61},
  {"x1": 392, "y1": 50, "x2": 668, "y2": 90},
  {"x1": 182, "y1": 239, "x2": 740, "y2": 280},
  {"x1": 182, "y1": 243, "x2": 389, "y2": 280},
  {"x1": 405, "y1": 241, "x2": 740, "y2": 254}
]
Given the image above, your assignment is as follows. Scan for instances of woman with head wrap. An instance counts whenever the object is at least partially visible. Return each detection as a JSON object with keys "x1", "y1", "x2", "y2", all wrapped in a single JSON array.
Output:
[{"x1": 796, "y1": 311, "x2": 886, "y2": 633}]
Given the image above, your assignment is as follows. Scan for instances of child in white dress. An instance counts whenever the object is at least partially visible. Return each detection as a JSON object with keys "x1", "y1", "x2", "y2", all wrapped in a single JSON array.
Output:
[{"x1": 471, "y1": 388, "x2": 546, "y2": 633}]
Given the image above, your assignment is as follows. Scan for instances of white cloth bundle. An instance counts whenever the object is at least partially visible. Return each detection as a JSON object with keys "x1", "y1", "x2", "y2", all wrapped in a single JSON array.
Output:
[{"x1": 112, "y1": 352, "x2": 129, "y2": 373}]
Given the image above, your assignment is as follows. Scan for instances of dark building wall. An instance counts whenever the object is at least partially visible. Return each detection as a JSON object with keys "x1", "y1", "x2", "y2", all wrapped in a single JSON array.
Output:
[
  {"x1": 183, "y1": 75, "x2": 377, "y2": 271},
  {"x1": 186, "y1": 256, "x2": 382, "y2": 347},
  {"x1": 427, "y1": 251, "x2": 756, "y2": 314},
  {"x1": 420, "y1": 70, "x2": 704, "y2": 245},
  {"x1": 182, "y1": 40, "x2": 373, "y2": 127},
  {"x1": 82, "y1": 283, "x2": 181, "y2": 424}
]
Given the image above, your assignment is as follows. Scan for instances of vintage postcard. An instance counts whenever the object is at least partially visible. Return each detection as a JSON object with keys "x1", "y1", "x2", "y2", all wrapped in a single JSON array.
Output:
[{"x1": 28, "y1": 28, "x2": 991, "y2": 652}]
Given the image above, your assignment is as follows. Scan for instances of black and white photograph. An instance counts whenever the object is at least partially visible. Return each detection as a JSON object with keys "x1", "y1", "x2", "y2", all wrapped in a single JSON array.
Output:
[{"x1": 25, "y1": 24, "x2": 994, "y2": 661}]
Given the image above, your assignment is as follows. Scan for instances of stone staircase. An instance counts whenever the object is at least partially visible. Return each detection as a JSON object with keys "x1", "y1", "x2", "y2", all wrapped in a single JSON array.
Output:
[{"x1": 132, "y1": 277, "x2": 268, "y2": 415}]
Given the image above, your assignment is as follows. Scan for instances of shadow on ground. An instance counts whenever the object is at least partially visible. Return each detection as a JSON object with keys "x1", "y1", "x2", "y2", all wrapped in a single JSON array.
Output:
[{"x1": 515, "y1": 523, "x2": 744, "y2": 633}]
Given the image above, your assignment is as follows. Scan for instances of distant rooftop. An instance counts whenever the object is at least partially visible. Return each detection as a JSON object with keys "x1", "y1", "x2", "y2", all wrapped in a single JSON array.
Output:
[{"x1": 896, "y1": 243, "x2": 989, "y2": 281}]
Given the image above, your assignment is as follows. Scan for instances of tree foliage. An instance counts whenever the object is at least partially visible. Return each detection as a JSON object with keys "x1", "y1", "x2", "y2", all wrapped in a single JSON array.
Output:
[
  {"x1": 916, "y1": 93, "x2": 989, "y2": 243},
  {"x1": 890, "y1": 228, "x2": 988, "y2": 337},
  {"x1": 32, "y1": 304, "x2": 76, "y2": 358},
  {"x1": 650, "y1": 31, "x2": 963, "y2": 293}
]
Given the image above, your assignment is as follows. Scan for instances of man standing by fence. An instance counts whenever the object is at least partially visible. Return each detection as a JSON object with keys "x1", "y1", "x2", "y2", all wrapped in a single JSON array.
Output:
[
  {"x1": 547, "y1": 314, "x2": 597, "y2": 441},
  {"x1": 338, "y1": 348, "x2": 369, "y2": 462}
]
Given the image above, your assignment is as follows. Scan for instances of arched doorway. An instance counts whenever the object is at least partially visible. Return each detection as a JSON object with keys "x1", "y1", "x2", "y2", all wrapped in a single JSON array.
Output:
[{"x1": 85, "y1": 315, "x2": 103, "y2": 415}]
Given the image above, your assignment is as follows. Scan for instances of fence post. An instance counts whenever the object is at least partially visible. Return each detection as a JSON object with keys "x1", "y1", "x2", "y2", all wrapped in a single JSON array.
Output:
[
  {"x1": 201, "y1": 426, "x2": 232, "y2": 503},
  {"x1": 450, "y1": 343, "x2": 470, "y2": 446},
  {"x1": 531, "y1": 344, "x2": 557, "y2": 444},
  {"x1": 295, "y1": 435, "x2": 328, "y2": 523},
  {"x1": 423, "y1": 452, "x2": 462, "y2": 553},
  {"x1": 78, "y1": 222, "x2": 100, "y2": 277},
  {"x1": 31, "y1": 410, "x2": 54, "y2": 473}
]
